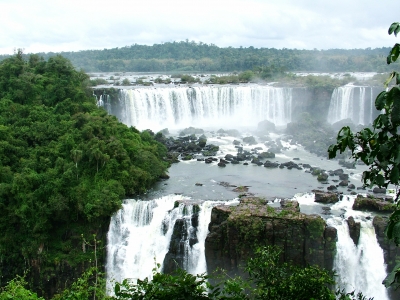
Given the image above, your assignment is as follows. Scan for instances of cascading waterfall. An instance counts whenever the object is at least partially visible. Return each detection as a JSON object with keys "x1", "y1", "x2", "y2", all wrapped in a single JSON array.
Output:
[
  {"x1": 327, "y1": 196, "x2": 389, "y2": 300},
  {"x1": 118, "y1": 85, "x2": 293, "y2": 131},
  {"x1": 106, "y1": 194, "x2": 238, "y2": 292},
  {"x1": 327, "y1": 85, "x2": 378, "y2": 125}
]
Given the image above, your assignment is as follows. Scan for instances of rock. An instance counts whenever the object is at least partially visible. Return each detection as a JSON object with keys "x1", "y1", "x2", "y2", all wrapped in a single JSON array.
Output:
[
  {"x1": 348, "y1": 184, "x2": 355, "y2": 189},
  {"x1": 195, "y1": 183, "x2": 203, "y2": 186},
  {"x1": 339, "y1": 173, "x2": 349, "y2": 180},
  {"x1": 373, "y1": 187, "x2": 387, "y2": 194},
  {"x1": 327, "y1": 185, "x2": 337, "y2": 191},
  {"x1": 346, "y1": 216, "x2": 361, "y2": 245},
  {"x1": 242, "y1": 136, "x2": 257, "y2": 145},
  {"x1": 353, "y1": 195, "x2": 395, "y2": 212},
  {"x1": 159, "y1": 173, "x2": 170, "y2": 179},
  {"x1": 205, "y1": 197, "x2": 336, "y2": 279},
  {"x1": 264, "y1": 160, "x2": 279, "y2": 168},
  {"x1": 258, "y1": 152, "x2": 275, "y2": 159},
  {"x1": 233, "y1": 140, "x2": 241, "y2": 146},
  {"x1": 217, "y1": 162, "x2": 226, "y2": 167},
  {"x1": 333, "y1": 169, "x2": 344, "y2": 176},
  {"x1": 257, "y1": 120, "x2": 276, "y2": 133},
  {"x1": 339, "y1": 180, "x2": 348, "y2": 186},
  {"x1": 311, "y1": 168, "x2": 322, "y2": 175},
  {"x1": 181, "y1": 154, "x2": 193, "y2": 160},
  {"x1": 197, "y1": 137, "x2": 207, "y2": 148},
  {"x1": 232, "y1": 186, "x2": 249, "y2": 192},
  {"x1": 317, "y1": 173, "x2": 329, "y2": 181},
  {"x1": 179, "y1": 126, "x2": 204, "y2": 136},
  {"x1": 313, "y1": 190, "x2": 339, "y2": 204},
  {"x1": 302, "y1": 164, "x2": 312, "y2": 169},
  {"x1": 280, "y1": 161, "x2": 300, "y2": 170}
]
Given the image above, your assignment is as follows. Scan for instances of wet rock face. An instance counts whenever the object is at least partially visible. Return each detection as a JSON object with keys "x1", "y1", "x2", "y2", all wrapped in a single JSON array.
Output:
[
  {"x1": 373, "y1": 216, "x2": 400, "y2": 300},
  {"x1": 163, "y1": 211, "x2": 199, "y2": 274},
  {"x1": 204, "y1": 197, "x2": 337, "y2": 277},
  {"x1": 346, "y1": 216, "x2": 361, "y2": 245}
]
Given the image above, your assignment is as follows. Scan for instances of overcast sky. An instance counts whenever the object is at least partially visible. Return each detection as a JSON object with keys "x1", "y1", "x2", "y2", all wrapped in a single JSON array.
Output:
[{"x1": 0, "y1": 0, "x2": 398, "y2": 55}]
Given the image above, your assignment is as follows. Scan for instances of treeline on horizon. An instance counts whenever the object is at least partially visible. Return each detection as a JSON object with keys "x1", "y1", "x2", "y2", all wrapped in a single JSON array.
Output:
[{"x1": 0, "y1": 40, "x2": 398, "y2": 73}]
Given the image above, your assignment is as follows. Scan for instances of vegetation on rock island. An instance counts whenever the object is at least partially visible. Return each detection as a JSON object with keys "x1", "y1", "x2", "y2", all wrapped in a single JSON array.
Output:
[
  {"x1": 328, "y1": 22, "x2": 400, "y2": 289},
  {"x1": 0, "y1": 51, "x2": 169, "y2": 296}
]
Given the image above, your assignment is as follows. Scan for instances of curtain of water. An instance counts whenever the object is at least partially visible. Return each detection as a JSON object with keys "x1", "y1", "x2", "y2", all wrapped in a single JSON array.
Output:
[
  {"x1": 118, "y1": 86, "x2": 293, "y2": 131},
  {"x1": 106, "y1": 195, "x2": 237, "y2": 293},
  {"x1": 327, "y1": 85, "x2": 375, "y2": 125}
]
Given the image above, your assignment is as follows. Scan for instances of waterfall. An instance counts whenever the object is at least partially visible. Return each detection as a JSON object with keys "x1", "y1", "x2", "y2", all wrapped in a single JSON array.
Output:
[
  {"x1": 106, "y1": 194, "x2": 238, "y2": 292},
  {"x1": 326, "y1": 196, "x2": 389, "y2": 300},
  {"x1": 327, "y1": 85, "x2": 378, "y2": 125},
  {"x1": 117, "y1": 85, "x2": 293, "y2": 131},
  {"x1": 96, "y1": 94, "x2": 112, "y2": 114}
]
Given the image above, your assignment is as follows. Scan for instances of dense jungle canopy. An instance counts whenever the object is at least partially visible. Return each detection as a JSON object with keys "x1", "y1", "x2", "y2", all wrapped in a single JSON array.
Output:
[
  {"x1": 0, "y1": 42, "x2": 397, "y2": 73},
  {"x1": 0, "y1": 51, "x2": 169, "y2": 286}
]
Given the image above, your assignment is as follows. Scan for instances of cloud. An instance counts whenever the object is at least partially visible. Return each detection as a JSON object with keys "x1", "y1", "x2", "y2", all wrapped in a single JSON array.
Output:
[{"x1": 0, "y1": 0, "x2": 398, "y2": 54}]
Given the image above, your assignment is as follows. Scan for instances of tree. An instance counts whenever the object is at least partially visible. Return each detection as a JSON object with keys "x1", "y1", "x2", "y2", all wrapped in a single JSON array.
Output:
[{"x1": 328, "y1": 22, "x2": 400, "y2": 289}]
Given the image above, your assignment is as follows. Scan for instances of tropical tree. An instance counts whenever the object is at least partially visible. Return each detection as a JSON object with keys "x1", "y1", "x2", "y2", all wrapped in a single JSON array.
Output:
[{"x1": 328, "y1": 22, "x2": 400, "y2": 288}]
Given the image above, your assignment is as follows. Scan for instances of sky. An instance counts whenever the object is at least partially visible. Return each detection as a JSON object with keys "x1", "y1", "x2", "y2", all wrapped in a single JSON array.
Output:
[{"x1": 0, "y1": 0, "x2": 399, "y2": 55}]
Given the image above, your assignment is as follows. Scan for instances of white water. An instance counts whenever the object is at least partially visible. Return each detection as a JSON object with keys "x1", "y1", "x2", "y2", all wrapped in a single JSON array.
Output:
[
  {"x1": 297, "y1": 194, "x2": 388, "y2": 299},
  {"x1": 106, "y1": 194, "x2": 238, "y2": 291},
  {"x1": 327, "y1": 85, "x2": 376, "y2": 125},
  {"x1": 118, "y1": 85, "x2": 293, "y2": 131}
]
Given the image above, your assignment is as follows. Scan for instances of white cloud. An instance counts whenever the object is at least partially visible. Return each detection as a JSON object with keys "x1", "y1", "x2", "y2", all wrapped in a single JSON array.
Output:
[{"x1": 0, "y1": 0, "x2": 398, "y2": 54}]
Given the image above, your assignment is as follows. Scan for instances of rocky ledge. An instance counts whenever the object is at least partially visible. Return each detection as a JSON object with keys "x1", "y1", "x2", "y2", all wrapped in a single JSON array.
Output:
[
  {"x1": 204, "y1": 197, "x2": 337, "y2": 278},
  {"x1": 352, "y1": 195, "x2": 395, "y2": 212}
]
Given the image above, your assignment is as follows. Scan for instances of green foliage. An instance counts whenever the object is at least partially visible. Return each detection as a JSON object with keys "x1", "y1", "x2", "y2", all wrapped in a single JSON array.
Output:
[
  {"x1": 0, "y1": 275, "x2": 45, "y2": 300},
  {"x1": 121, "y1": 78, "x2": 130, "y2": 86},
  {"x1": 246, "y1": 246, "x2": 335, "y2": 300},
  {"x1": 0, "y1": 52, "x2": 169, "y2": 290},
  {"x1": 114, "y1": 266, "x2": 211, "y2": 300},
  {"x1": 7, "y1": 41, "x2": 397, "y2": 73},
  {"x1": 52, "y1": 267, "x2": 110, "y2": 300},
  {"x1": 89, "y1": 78, "x2": 109, "y2": 86},
  {"x1": 180, "y1": 74, "x2": 200, "y2": 83},
  {"x1": 1, "y1": 247, "x2": 372, "y2": 300}
]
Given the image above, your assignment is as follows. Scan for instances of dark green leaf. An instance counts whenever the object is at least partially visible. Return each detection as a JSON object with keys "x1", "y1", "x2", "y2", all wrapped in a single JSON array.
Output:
[
  {"x1": 376, "y1": 174, "x2": 385, "y2": 186},
  {"x1": 390, "y1": 166, "x2": 400, "y2": 184},
  {"x1": 391, "y1": 92, "x2": 400, "y2": 125},
  {"x1": 114, "y1": 283, "x2": 120, "y2": 294},
  {"x1": 375, "y1": 91, "x2": 387, "y2": 110},
  {"x1": 393, "y1": 222, "x2": 400, "y2": 246},
  {"x1": 389, "y1": 23, "x2": 399, "y2": 35},
  {"x1": 383, "y1": 262, "x2": 400, "y2": 287},
  {"x1": 393, "y1": 45, "x2": 400, "y2": 62}
]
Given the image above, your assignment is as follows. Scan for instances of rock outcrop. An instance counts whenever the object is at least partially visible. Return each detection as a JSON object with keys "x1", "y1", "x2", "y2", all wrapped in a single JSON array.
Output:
[
  {"x1": 352, "y1": 195, "x2": 395, "y2": 212},
  {"x1": 204, "y1": 197, "x2": 336, "y2": 278}
]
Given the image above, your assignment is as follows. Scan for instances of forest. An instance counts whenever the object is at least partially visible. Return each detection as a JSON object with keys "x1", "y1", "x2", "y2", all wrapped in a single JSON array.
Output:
[
  {"x1": 0, "y1": 41, "x2": 398, "y2": 73},
  {"x1": 0, "y1": 51, "x2": 169, "y2": 296}
]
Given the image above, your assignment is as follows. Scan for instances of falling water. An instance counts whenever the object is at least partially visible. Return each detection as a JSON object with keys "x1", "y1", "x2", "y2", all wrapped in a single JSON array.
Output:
[
  {"x1": 327, "y1": 85, "x2": 378, "y2": 125},
  {"x1": 117, "y1": 85, "x2": 293, "y2": 131},
  {"x1": 106, "y1": 194, "x2": 238, "y2": 292},
  {"x1": 96, "y1": 94, "x2": 112, "y2": 114},
  {"x1": 327, "y1": 196, "x2": 389, "y2": 300}
]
